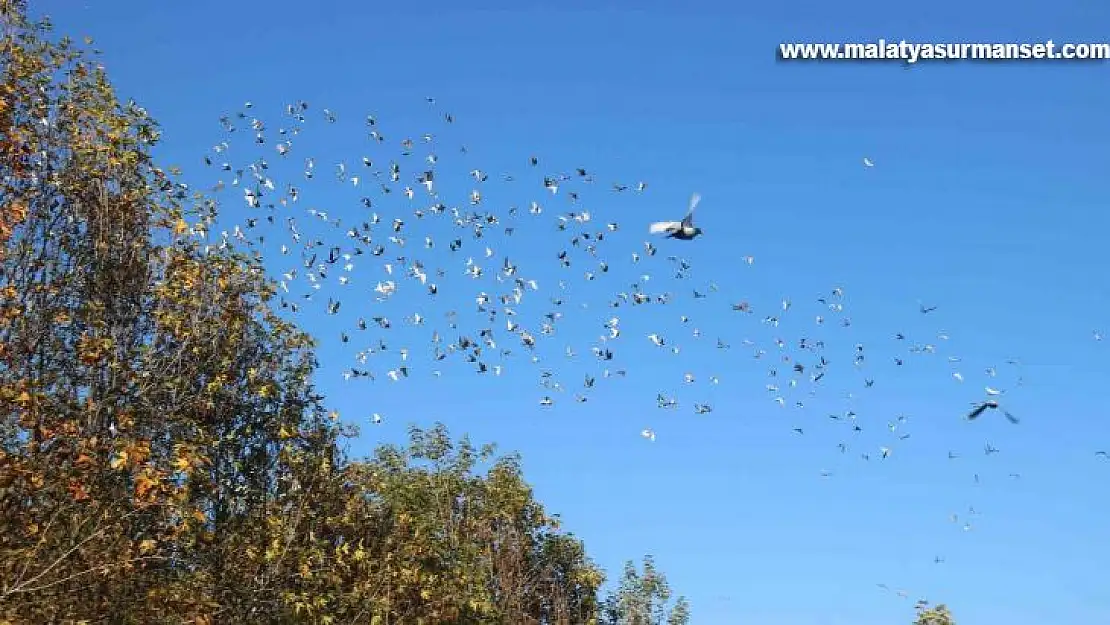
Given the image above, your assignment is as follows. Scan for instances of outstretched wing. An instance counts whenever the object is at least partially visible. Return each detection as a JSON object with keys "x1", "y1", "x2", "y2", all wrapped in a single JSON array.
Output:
[
  {"x1": 649, "y1": 220, "x2": 682, "y2": 234},
  {"x1": 966, "y1": 403, "x2": 989, "y2": 420},
  {"x1": 682, "y1": 193, "x2": 701, "y2": 227}
]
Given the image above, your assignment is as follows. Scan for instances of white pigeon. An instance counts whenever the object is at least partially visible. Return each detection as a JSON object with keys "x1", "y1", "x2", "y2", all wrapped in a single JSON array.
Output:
[{"x1": 649, "y1": 193, "x2": 703, "y2": 240}]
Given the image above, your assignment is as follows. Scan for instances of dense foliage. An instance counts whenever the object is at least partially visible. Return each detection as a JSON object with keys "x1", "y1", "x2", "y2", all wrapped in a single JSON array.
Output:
[{"x1": 914, "y1": 604, "x2": 956, "y2": 625}]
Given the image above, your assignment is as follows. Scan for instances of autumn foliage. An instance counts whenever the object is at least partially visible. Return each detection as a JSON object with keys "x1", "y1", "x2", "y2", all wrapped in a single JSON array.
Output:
[
  {"x1": 0, "y1": 3, "x2": 700, "y2": 624},
  {"x1": 914, "y1": 604, "x2": 957, "y2": 625}
]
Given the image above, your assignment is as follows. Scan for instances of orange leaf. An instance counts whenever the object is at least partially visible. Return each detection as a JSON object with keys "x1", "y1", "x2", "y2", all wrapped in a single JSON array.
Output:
[
  {"x1": 134, "y1": 474, "x2": 157, "y2": 499},
  {"x1": 68, "y1": 480, "x2": 89, "y2": 501}
]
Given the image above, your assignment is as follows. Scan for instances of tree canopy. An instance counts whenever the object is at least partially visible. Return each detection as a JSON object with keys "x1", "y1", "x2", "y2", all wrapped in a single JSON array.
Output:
[
  {"x1": 600, "y1": 556, "x2": 690, "y2": 625},
  {"x1": 913, "y1": 603, "x2": 956, "y2": 625}
]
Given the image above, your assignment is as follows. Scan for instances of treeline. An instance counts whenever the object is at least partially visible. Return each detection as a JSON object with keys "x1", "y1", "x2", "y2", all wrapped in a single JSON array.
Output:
[{"x1": 0, "y1": 3, "x2": 690, "y2": 623}]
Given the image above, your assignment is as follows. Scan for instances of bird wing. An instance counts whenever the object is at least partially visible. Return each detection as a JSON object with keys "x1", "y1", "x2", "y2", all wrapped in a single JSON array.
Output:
[
  {"x1": 649, "y1": 220, "x2": 682, "y2": 234},
  {"x1": 966, "y1": 403, "x2": 989, "y2": 420},
  {"x1": 1003, "y1": 411, "x2": 1020, "y2": 424},
  {"x1": 682, "y1": 193, "x2": 701, "y2": 227}
]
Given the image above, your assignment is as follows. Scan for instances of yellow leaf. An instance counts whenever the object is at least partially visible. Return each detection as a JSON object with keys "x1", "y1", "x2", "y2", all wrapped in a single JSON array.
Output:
[
  {"x1": 138, "y1": 539, "x2": 156, "y2": 554},
  {"x1": 172, "y1": 456, "x2": 190, "y2": 472},
  {"x1": 173, "y1": 218, "x2": 188, "y2": 236},
  {"x1": 109, "y1": 451, "x2": 128, "y2": 470}
]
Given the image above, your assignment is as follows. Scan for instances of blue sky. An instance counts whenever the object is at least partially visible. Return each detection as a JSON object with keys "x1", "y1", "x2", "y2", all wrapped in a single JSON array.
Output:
[{"x1": 36, "y1": 1, "x2": 1110, "y2": 623}]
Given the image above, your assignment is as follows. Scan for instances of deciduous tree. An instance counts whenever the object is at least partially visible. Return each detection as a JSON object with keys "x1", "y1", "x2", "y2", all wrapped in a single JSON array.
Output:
[
  {"x1": 1, "y1": 1, "x2": 338, "y2": 621},
  {"x1": 600, "y1": 556, "x2": 690, "y2": 625}
]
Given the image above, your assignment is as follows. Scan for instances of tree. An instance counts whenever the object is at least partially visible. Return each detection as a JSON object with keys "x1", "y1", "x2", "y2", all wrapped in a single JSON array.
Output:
[
  {"x1": 0, "y1": 2, "x2": 682, "y2": 623},
  {"x1": 1, "y1": 1, "x2": 338, "y2": 620},
  {"x1": 315, "y1": 423, "x2": 606, "y2": 624},
  {"x1": 914, "y1": 603, "x2": 956, "y2": 625},
  {"x1": 600, "y1": 556, "x2": 690, "y2": 625}
]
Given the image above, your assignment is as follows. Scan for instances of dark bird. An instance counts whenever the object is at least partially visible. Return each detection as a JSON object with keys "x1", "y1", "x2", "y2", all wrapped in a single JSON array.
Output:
[
  {"x1": 966, "y1": 399, "x2": 1019, "y2": 424},
  {"x1": 649, "y1": 193, "x2": 703, "y2": 240}
]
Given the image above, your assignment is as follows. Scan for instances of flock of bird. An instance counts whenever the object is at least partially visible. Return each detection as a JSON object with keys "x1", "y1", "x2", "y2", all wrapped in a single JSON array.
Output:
[{"x1": 187, "y1": 98, "x2": 1099, "y2": 600}]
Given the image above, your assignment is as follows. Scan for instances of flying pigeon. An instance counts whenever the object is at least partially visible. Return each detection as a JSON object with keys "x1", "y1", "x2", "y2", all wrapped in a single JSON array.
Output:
[
  {"x1": 649, "y1": 193, "x2": 703, "y2": 240},
  {"x1": 966, "y1": 399, "x2": 1019, "y2": 424}
]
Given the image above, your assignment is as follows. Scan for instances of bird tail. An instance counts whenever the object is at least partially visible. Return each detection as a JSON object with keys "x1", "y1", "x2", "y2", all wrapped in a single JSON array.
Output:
[
  {"x1": 649, "y1": 221, "x2": 679, "y2": 234},
  {"x1": 689, "y1": 193, "x2": 701, "y2": 213}
]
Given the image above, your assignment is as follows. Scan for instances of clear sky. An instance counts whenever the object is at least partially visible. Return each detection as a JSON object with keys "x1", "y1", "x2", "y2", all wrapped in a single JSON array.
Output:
[{"x1": 35, "y1": 1, "x2": 1110, "y2": 623}]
